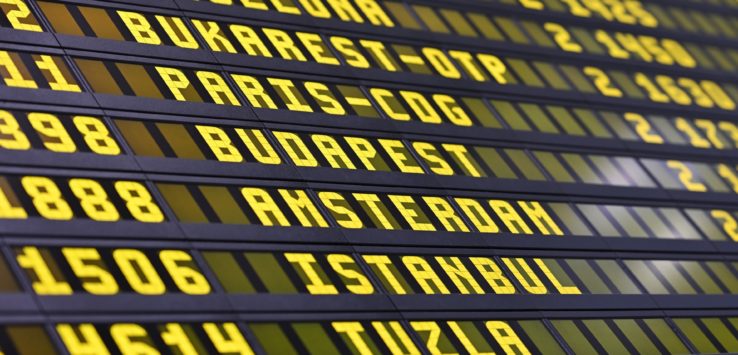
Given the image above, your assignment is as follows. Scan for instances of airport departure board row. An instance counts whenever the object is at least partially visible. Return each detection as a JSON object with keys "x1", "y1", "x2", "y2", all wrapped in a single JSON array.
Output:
[{"x1": 1, "y1": 0, "x2": 738, "y2": 354}]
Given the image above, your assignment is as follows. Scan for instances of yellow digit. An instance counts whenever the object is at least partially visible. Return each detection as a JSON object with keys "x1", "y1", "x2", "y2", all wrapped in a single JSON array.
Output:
[
  {"x1": 677, "y1": 78, "x2": 714, "y2": 108},
  {"x1": 73, "y1": 116, "x2": 121, "y2": 155},
  {"x1": 519, "y1": 0, "x2": 544, "y2": 10},
  {"x1": 114, "y1": 181, "x2": 164, "y2": 223},
  {"x1": 662, "y1": 40, "x2": 696, "y2": 68},
  {"x1": 694, "y1": 119, "x2": 725, "y2": 149},
  {"x1": 16, "y1": 246, "x2": 72, "y2": 295},
  {"x1": 56, "y1": 324, "x2": 110, "y2": 355},
  {"x1": 718, "y1": 121, "x2": 738, "y2": 148},
  {"x1": 560, "y1": 0, "x2": 591, "y2": 17},
  {"x1": 0, "y1": 0, "x2": 42, "y2": 32},
  {"x1": 624, "y1": 0, "x2": 657, "y2": 27},
  {"x1": 203, "y1": 323, "x2": 254, "y2": 355},
  {"x1": 712, "y1": 210, "x2": 738, "y2": 241},
  {"x1": 22, "y1": 176, "x2": 73, "y2": 220},
  {"x1": 0, "y1": 110, "x2": 30, "y2": 150},
  {"x1": 0, "y1": 50, "x2": 36, "y2": 88},
  {"x1": 701, "y1": 80, "x2": 736, "y2": 110},
  {"x1": 62, "y1": 248, "x2": 119, "y2": 295},
  {"x1": 635, "y1": 73, "x2": 669, "y2": 103},
  {"x1": 595, "y1": 30, "x2": 629, "y2": 59},
  {"x1": 718, "y1": 164, "x2": 738, "y2": 193},
  {"x1": 583, "y1": 0, "x2": 614, "y2": 21},
  {"x1": 638, "y1": 36, "x2": 672, "y2": 65},
  {"x1": 667, "y1": 160, "x2": 707, "y2": 192},
  {"x1": 675, "y1": 118, "x2": 711, "y2": 149},
  {"x1": 69, "y1": 178, "x2": 120, "y2": 221},
  {"x1": 615, "y1": 32, "x2": 652, "y2": 62},
  {"x1": 623, "y1": 112, "x2": 663, "y2": 144},
  {"x1": 603, "y1": 0, "x2": 636, "y2": 24},
  {"x1": 113, "y1": 249, "x2": 166, "y2": 295},
  {"x1": 656, "y1": 75, "x2": 691, "y2": 106},
  {"x1": 159, "y1": 250, "x2": 211, "y2": 295},
  {"x1": 584, "y1": 67, "x2": 622, "y2": 98},
  {"x1": 34, "y1": 55, "x2": 81, "y2": 92},
  {"x1": 161, "y1": 324, "x2": 198, "y2": 355},
  {"x1": 28, "y1": 112, "x2": 76, "y2": 152},
  {"x1": 110, "y1": 324, "x2": 159, "y2": 355},
  {"x1": 544, "y1": 23, "x2": 582, "y2": 53},
  {"x1": 0, "y1": 181, "x2": 26, "y2": 218}
]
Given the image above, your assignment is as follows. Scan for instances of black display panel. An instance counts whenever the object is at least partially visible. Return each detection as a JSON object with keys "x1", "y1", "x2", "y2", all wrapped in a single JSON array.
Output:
[{"x1": 0, "y1": 0, "x2": 738, "y2": 353}]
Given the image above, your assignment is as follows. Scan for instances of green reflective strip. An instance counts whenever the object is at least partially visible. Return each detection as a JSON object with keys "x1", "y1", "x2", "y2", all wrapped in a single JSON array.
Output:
[
  {"x1": 702, "y1": 318, "x2": 738, "y2": 352},
  {"x1": 685, "y1": 209, "x2": 726, "y2": 241},
  {"x1": 533, "y1": 151, "x2": 576, "y2": 183},
  {"x1": 644, "y1": 319, "x2": 689, "y2": 354},
  {"x1": 548, "y1": 203, "x2": 593, "y2": 236},
  {"x1": 292, "y1": 323, "x2": 341, "y2": 355},
  {"x1": 490, "y1": 100, "x2": 531, "y2": 131},
  {"x1": 551, "y1": 320, "x2": 597, "y2": 354},
  {"x1": 244, "y1": 253, "x2": 297, "y2": 293},
  {"x1": 519, "y1": 103, "x2": 559, "y2": 133},
  {"x1": 583, "y1": 320, "x2": 628, "y2": 354},
  {"x1": 614, "y1": 319, "x2": 659, "y2": 354},
  {"x1": 651, "y1": 260, "x2": 697, "y2": 295},
  {"x1": 680, "y1": 261, "x2": 721, "y2": 294},
  {"x1": 606, "y1": 206, "x2": 648, "y2": 238},
  {"x1": 518, "y1": 321, "x2": 565, "y2": 354},
  {"x1": 504, "y1": 149, "x2": 546, "y2": 181},
  {"x1": 563, "y1": 154, "x2": 603, "y2": 184},
  {"x1": 707, "y1": 262, "x2": 738, "y2": 293},
  {"x1": 541, "y1": 259, "x2": 577, "y2": 294},
  {"x1": 462, "y1": 98, "x2": 502, "y2": 128},
  {"x1": 546, "y1": 106, "x2": 585, "y2": 136},
  {"x1": 597, "y1": 260, "x2": 641, "y2": 294},
  {"x1": 577, "y1": 204, "x2": 620, "y2": 237},
  {"x1": 625, "y1": 260, "x2": 669, "y2": 294},
  {"x1": 574, "y1": 109, "x2": 612, "y2": 138},
  {"x1": 568, "y1": 259, "x2": 610, "y2": 294},
  {"x1": 454, "y1": 321, "x2": 494, "y2": 353},
  {"x1": 674, "y1": 319, "x2": 719, "y2": 353},
  {"x1": 659, "y1": 208, "x2": 699, "y2": 239},
  {"x1": 249, "y1": 323, "x2": 298, "y2": 355},
  {"x1": 475, "y1": 147, "x2": 518, "y2": 179},
  {"x1": 202, "y1": 251, "x2": 255, "y2": 293}
]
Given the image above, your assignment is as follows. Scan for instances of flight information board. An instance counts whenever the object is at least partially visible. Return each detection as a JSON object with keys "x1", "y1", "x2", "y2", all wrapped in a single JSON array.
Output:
[{"x1": 1, "y1": 0, "x2": 738, "y2": 353}]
